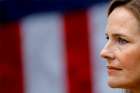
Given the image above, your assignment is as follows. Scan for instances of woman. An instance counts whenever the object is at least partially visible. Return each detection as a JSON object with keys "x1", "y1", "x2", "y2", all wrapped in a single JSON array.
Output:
[{"x1": 100, "y1": 0, "x2": 140, "y2": 93}]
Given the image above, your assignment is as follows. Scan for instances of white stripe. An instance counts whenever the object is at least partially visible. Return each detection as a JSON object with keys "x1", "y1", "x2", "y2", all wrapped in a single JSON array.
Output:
[
  {"x1": 20, "y1": 13, "x2": 67, "y2": 93},
  {"x1": 88, "y1": 3, "x2": 122, "y2": 93}
]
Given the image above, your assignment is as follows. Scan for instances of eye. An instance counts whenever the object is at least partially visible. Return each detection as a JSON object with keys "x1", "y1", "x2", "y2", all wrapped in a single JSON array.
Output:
[
  {"x1": 117, "y1": 37, "x2": 128, "y2": 44},
  {"x1": 105, "y1": 35, "x2": 109, "y2": 40}
]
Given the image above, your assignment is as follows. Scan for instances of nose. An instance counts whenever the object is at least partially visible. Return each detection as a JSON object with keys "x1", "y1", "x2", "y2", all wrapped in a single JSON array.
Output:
[{"x1": 100, "y1": 44, "x2": 115, "y2": 60}]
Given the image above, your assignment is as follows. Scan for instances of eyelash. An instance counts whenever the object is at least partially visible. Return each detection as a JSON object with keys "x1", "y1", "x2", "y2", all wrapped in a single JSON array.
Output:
[
  {"x1": 117, "y1": 37, "x2": 128, "y2": 44},
  {"x1": 106, "y1": 36, "x2": 109, "y2": 40},
  {"x1": 105, "y1": 36, "x2": 128, "y2": 44}
]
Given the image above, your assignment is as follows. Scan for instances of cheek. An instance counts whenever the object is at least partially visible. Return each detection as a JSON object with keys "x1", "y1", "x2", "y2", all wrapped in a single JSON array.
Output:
[
  {"x1": 119, "y1": 48, "x2": 140, "y2": 70},
  {"x1": 118, "y1": 49, "x2": 140, "y2": 83},
  {"x1": 121, "y1": 52, "x2": 140, "y2": 86}
]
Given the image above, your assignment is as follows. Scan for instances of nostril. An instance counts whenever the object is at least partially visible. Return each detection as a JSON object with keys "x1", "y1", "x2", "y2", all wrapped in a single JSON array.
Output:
[{"x1": 102, "y1": 54, "x2": 110, "y2": 59}]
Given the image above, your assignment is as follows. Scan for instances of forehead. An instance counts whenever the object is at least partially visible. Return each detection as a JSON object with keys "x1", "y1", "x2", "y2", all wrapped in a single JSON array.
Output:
[{"x1": 106, "y1": 6, "x2": 140, "y2": 36}]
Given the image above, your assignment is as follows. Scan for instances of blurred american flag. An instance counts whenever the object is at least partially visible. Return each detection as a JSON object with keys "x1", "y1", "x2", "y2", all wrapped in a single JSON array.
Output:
[{"x1": 0, "y1": 0, "x2": 122, "y2": 93}]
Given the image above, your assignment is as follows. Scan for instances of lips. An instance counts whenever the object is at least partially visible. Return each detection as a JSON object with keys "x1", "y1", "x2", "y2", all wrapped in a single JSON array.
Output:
[
  {"x1": 107, "y1": 66, "x2": 122, "y2": 75},
  {"x1": 107, "y1": 66, "x2": 122, "y2": 70}
]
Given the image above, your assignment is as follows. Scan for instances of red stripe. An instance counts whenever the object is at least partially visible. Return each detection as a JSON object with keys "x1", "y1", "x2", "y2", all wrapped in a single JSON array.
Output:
[
  {"x1": 0, "y1": 23, "x2": 24, "y2": 93},
  {"x1": 64, "y1": 10, "x2": 92, "y2": 93}
]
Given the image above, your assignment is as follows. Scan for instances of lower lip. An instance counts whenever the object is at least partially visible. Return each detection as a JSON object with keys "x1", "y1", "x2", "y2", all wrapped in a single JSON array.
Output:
[{"x1": 107, "y1": 69, "x2": 121, "y2": 75}]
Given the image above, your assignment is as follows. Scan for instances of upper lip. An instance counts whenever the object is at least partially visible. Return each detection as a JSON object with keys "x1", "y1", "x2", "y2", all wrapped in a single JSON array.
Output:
[{"x1": 107, "y1": 66, "x2": 122, "y2": 70}]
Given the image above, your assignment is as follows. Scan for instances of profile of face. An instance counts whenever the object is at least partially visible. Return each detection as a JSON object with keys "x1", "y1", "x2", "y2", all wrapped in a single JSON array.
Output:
[{"x1": 100, "y1": 6, "x2": 140, "y2": 90}]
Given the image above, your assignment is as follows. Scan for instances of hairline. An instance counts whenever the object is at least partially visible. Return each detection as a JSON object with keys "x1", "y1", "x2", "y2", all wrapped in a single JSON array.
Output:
[{"x1": 107, "y1": 1, "x2": 140, "y2": 30}]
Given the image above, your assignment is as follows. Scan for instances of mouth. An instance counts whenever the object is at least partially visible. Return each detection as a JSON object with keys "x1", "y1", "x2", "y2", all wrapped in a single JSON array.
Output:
[
  {"x1": 107, "y1": 66, "x2": 122, "y2": 75},
  {"x1": 107, "y1": 66, "x2": 122, "y2": 70}
]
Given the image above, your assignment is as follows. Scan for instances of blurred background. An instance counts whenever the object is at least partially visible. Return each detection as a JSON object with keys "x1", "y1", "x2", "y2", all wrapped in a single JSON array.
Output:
[{"x1": 0, "y1": 0, "x2": 122, "y2": 93}]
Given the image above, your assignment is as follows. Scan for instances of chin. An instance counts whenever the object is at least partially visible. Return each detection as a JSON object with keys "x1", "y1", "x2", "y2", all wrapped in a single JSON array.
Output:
[
  {"x1": 107, "y1": 77, "x2": 129, "y2": 88},
  {"x1": 108, "y1": 80, "x2": 120, "y2": 88},
  {"x1": 108, "y1": 81, "x2": 121, "y2": 88},
  {"x1": 108, "y1": 81, "x2": 133, "y2": 90},
  {"x1": 107, "y1": 75, "x2": 139, "y2": 89}
]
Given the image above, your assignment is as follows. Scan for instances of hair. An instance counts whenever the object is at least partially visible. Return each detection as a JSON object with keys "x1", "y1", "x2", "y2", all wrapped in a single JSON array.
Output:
[
  {"x1": 107, "y1": 0, "x2": 140, "y2": 93},
  {"x1": 108, "y1": 0, "x2": 140, "y2": 24}
]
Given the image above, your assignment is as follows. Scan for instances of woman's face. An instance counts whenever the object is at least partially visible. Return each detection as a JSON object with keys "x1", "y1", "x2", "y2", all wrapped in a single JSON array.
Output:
[{"x1": 100, "y1": 6, "x2": 140, "y2": 90}]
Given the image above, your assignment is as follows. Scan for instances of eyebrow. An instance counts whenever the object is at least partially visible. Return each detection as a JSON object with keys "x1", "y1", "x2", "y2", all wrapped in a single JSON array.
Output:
[{"x1": 105, "y1": 32, "x2": 128, "y2": 38}]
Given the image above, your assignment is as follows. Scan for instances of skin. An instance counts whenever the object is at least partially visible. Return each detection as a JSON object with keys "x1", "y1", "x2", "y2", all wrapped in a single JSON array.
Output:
[{"x1": 100, "y1": 6, "x2": 140, "y2": 93}]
